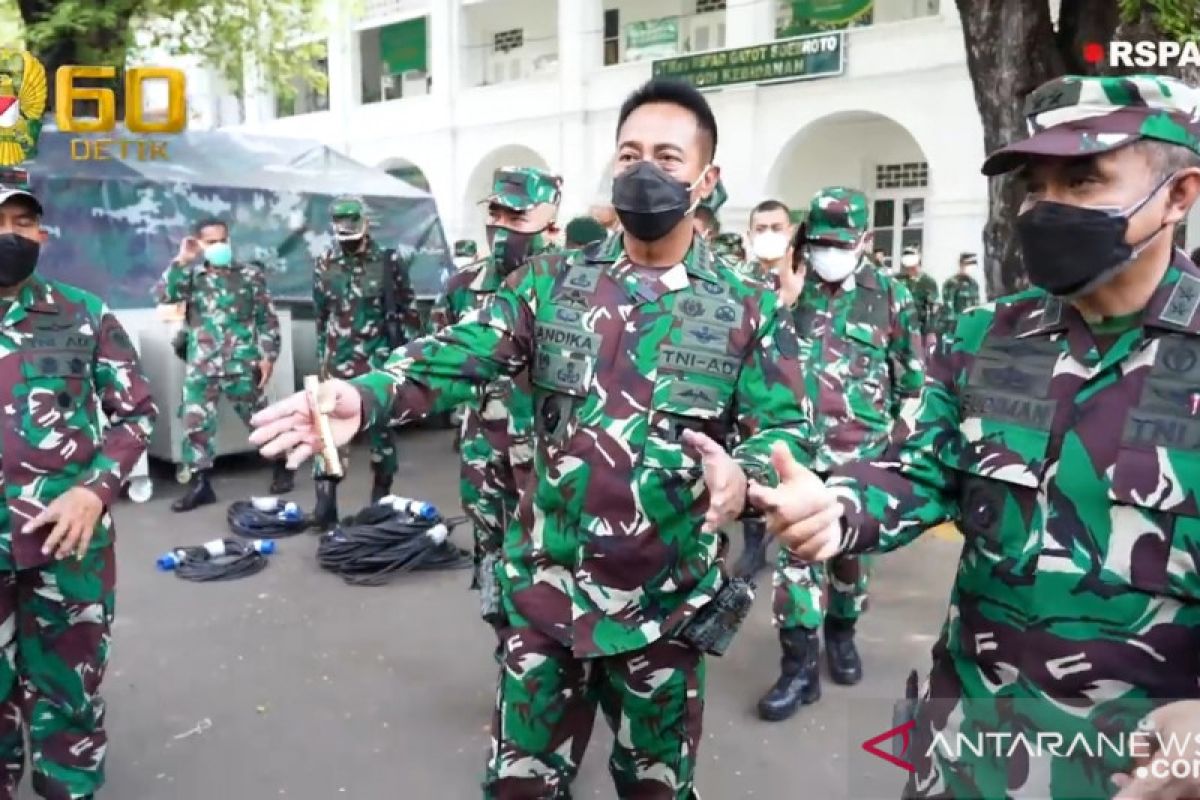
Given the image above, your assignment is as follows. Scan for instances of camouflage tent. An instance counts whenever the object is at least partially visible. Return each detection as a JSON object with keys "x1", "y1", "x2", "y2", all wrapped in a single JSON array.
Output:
[{"x1": 23, "y1": 130, "x2": 451, "y2": 308}]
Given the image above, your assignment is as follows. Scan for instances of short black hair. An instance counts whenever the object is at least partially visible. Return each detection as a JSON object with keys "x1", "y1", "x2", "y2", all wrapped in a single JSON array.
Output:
[
  {"x1": 694, "y1": 205, "x2": 717, "y2": 231},
  {"x1": 195, "y1": 217, "x2": 228, "y2": 235},
  {"x1": 750, "y1": 199, "x2": 790, "y2": 221},
  {"x1": 617, "y1": 79, "x2": 718, "y2": 162}
]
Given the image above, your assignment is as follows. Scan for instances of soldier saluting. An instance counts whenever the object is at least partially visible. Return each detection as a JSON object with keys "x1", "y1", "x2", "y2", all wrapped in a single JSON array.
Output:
[
  {"x1": 154, "y1": 217, "x2": 292, "y2": 511},
  {"x1": 0, "y1": 176, "x2": 156, "y2": 798}
]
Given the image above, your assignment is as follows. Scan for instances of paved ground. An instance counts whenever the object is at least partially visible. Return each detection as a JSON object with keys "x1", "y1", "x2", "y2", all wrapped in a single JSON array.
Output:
[{"x1": 32, "y1": 428, "x2": 962, "y2": 799}]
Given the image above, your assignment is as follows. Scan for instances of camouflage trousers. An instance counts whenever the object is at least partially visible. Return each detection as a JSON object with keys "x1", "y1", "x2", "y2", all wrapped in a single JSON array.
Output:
[
  {"x1": 485, "y1": 624, "x2": 704, "y2": 799},
  {"x1": 0, "y1": 544, "x2": 115, "y2": 800},
  {"x1": 179, "y1": 370, "x2": 267, "y2": 470},
  {"x1": 772, "y1": 546, "x2": 871, "y2": 630},
  {"x1": 313, "y1": 425, "x2": 397, "y2": 479}
]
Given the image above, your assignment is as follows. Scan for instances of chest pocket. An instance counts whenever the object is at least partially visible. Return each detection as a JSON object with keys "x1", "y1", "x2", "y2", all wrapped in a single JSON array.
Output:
[
  {"x1": 641, "y1": 281, "x2": 741, "y2": 472},
  {"x1": 1107, "y1": 334, "x2": 1200, "y2": 599},
  {"x1": 21, "y1": 344, "x2": 94, "y2": 427},
  {"x1": 947, "y1": 335, "x2": 1059, "y2": 560},
  {"x1": 531, "y1": 269, "x2": 602, "y2": 445},
  {"x1": 843, "y1": 286, "x2": 890, "y2": 381},
  {"x1": 361, "y1": 258, "x2": 385, "y2": 299}
]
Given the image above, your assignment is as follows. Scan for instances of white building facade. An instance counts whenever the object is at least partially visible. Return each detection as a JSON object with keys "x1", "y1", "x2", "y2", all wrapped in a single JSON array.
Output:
[{"x1": 218, "y1": 0, "x2": 990, "y2": 287}]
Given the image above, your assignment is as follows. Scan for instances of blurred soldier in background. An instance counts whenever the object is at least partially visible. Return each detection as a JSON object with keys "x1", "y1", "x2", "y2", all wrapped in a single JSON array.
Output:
[
  {"x1": 310, "y1": 195, "x2": 419, "y2": 527},
  {"x1": 155, "y1": 217, "x2": 289, "y2": 511},
  {"x1": 564, "y1": 216, "x2": 608, "y2": 249},
  {"x1": 896, "y1": 245, "x2": 940, "y2": 350},
  {"x1": 938, "y1": 251, "x2": 982, "y2": 335},
  {"x1": 431, "y1": 167, "x2": 562, "y2": 640}
]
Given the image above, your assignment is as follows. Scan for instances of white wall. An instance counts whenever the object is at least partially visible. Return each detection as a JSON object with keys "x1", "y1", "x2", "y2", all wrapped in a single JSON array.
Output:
[{"x1": 462, "y1": 0, "x2": 558, "y2": 87}]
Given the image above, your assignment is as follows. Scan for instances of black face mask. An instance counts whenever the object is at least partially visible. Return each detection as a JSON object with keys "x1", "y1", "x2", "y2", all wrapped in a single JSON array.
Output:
[
  {"x1": 487, "y1": 225, "x2": 544, "y2": 274},
  {"x1": 1016, "y1": 175, "x2": 1173, "y2": 299},
  {"x1": 611, "y1": 161, "x2": 707, "y2": 243},
  {"x1": 0, "y1": 233, "x2": 40, "y2": 288}
]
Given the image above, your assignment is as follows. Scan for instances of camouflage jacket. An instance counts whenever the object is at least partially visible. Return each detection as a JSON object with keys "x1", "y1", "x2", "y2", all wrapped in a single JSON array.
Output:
[
  {"x1": 898, "y1": 271, "x2": 940, "y2": 339},
  {"x1": 431, "y1": 255, "x2": 536, "y2": 484},
  {"x1": 938, "y1": 273, "x2": 981, "y2": 334},
  {"x1": 828, "y1": 252, "x2": 1200, "y2": 798},
  {"x1": 314, "y1": 238, "x2": 418, "y2": 379},
  {"x1": 154, "y1": 260, "x2": 281, "y2": 377},
  {"x1": 732, "y1": 258, "x2": 775, "y2": 284},
  {"x1": 0, "y1": 277, "x2": 157, "y2": 569},
  {"x1": 353, "y1": 234, "x2": 813, "y2": 657},
  {"x1": 793, "y1": 260, "x2": 925, "y2": 472}
]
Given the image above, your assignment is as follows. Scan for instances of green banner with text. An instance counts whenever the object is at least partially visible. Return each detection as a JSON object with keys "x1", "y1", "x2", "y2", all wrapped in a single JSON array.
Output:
[
  {"x1": 652, "y1": 31, "x2": 844, "y2": 90},
  {"x1": 626, "y1": 17, "x2": 679, "y2": 61},
  {"x1": 777, "y1": 0, "x2": 873, "y2": 38}
]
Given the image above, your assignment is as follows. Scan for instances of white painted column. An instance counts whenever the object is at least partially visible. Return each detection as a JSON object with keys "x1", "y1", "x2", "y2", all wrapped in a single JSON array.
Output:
[
  {"x1": 326, "y1": 0, "x2": 357, "y2": 149},
  {"x1": 556, "y1": 0, "x2": 602, "y2": 221},
  {"x1": 433, "y1": 0, "x2": 464, "y2": 240}
]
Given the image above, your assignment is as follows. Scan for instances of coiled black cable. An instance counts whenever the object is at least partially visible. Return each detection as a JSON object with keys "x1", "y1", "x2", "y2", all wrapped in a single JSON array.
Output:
[
  {"x1": 227, "y1": 500, "x2": 308, "y2": 539},
  {"x1": 172, "y1": 539, "x2": 269, "y2": 582},
  {"x1": 316, "y1": 504, "x2": 472, "y2": 586}
]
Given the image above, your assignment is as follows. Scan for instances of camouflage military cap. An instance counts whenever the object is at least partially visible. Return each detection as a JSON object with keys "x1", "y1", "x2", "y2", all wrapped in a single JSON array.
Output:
[
  {"x1": 960, "y1": 251, "x2": 977, "y2": 266},
  {"x1": 330, "y1": 195, "x2": 366, "y2": 217},
  {"x1": 903, "y1": 245, "x2": 921, "y2": 258},
  {"x1": 982, "y1": 74, "x2": 1200, "y2": 176},
  {"x1": 699, "y1": 179, "x2": 728, "y2": 214},
  {"x1": 806, "y1": 187, "x2": 869, "y2": 245},
  {"x1": 483, "y1": 167, "x2": 563, "y2": 211},
  {"x1": 454, "y1": 239, "x2": 478, "y2": 258},
  {"x1": 0, "y1": 166, "x2": 40, "y2": 214}
]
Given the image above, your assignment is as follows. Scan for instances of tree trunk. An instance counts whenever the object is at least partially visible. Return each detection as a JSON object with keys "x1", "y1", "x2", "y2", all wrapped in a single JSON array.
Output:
[{"x1": 954, "y1": 0, "x2": 1065, "y2": 296}]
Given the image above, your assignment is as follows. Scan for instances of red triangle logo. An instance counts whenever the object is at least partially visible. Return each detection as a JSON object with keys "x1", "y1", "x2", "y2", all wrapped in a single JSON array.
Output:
[
  {"x1": 861, "y1": 719, "x2": 916, "y2": 772},
  {"x1": 0, "y1": 97, "x2": 16, "y2": 115}
]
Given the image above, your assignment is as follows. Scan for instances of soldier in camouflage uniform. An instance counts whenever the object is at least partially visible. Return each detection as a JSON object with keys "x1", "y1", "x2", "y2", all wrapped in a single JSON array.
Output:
[
  {"x1": 251, "y1": 78, "x2": 813, "y2": 799},
  {"x1": 310, "y1": 196, "x2": 419, "y2": 526},
  {"x1": 756, "y1": 75, "x2": 1200, "y2": 799},
  {"x1": 153, "y1": 217, "x2": 289, "y2": 511},
  {"x1": 564, "y1": 216, "x2": 607, "y2": 249},
  {"x1": 712, "y1": 231, "x2": 746, "y2": 263},
  {"x1": 938, "y1": 251, "x2": 982, "y2": 335},
  {"x1": 430, "y1": 167, "x2": 561, "y2": 635},
  {"x1": 0, "y1": 180, "x2": 157, "y2": 799},
  {"x1": 756, "y1": 186, "x2": 925, "y2": 723},
  {"x1": 897, "y1": 245, "x2": 940, "y2": 351}
]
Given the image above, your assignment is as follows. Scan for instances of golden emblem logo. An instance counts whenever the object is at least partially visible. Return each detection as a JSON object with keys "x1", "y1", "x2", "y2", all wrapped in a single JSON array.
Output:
[{"x1": 0, "y1": 48, "x2": 47, "y2": 167}]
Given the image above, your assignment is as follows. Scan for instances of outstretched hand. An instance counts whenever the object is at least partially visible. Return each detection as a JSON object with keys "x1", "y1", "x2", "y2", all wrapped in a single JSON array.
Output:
[
  {"x1": 746, "y1": 443, "x2": 843, "y2": 561},
  {"x1": 682, "y1": 430, "x2": 747, "y2": 534},
  {"x1": 249, "y1": 379, "x2": 363, "y2": 469}
]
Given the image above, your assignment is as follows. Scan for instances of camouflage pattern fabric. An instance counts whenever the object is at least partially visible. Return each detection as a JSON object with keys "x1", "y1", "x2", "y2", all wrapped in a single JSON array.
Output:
[
  {"x1": 828, "y1": 251, "x2": 1200, "y2": 798},
  {"x1": 486, "y1": 624, "x2": 703, "y2": 796},
  {"x1": 22, "y1": 131, "x2": 452, "y2": 308},
  {"x1": 0, "y1": 276, "x2": 156, "y2": 798},
  {"x1": 983, "y1": 74, "x2": 1200, "y2": 175},
  {"x1": 483, "y1": 167, "x2": 563, "y2": 211},
  {"x1": 153, "y1": 260, "x2": 280, "y2": 469},
  {"x1": 898, "y1": 270, "x2": 940, "y2": 340},
  {"x1": 699, "y1": 179, "x2": 728, "y2": 215},
  {"x1": 430, "y1": 256, "x2": 535, "y2": 583},
  {"x1": 454, "y1": 240, "x2": 478, "y2": 259},
  {"x1": 733, "y1": 258, "x2": 775, "y2": 284},
  {"x1": 179, "y1": 371, "x2": 269, "y2": 471},
  {"x1": 939, "y1": 273, "x2": 981, "y2": 335},
  {"x1": 773, "y1": 258, "x2": 924, "y2": 630},
  {"x1": 314, "y1": 237, "x2": 420, "y2": 477},
  {"x1": 806, "y1": 187, "x2": 869, "y2": 245},
  {"x1": 712, "y1": 232, "x2": 745, "y2": 262},
  {"x1": 351, "y1": 232, "x2": 811, "y2": 794}
]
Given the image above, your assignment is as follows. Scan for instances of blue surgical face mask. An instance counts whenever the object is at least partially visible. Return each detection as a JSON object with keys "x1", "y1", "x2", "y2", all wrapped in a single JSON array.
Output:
[{"x1": 204, "y1": 241, "x2": 233, "y2": 267}]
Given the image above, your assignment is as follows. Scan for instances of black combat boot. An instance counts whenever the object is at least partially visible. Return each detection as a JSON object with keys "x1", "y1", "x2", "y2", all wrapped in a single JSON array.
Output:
[
  {"x1": 310, "y1": 478, "x2": 340, "y2": 531},
  {"x1": 172, "y1": 470, "x2": 215, "y2": 512},
  {"x1": 732, "y1": 518, "x2": 769, "y2": 579},
  {"x1": 269, "y1": 459, "x2": 295, "y2": 494},
  {"x1": 825, "y1": 616, "x2": 864, "y2": 686},
  {"x1": 370, "y1": 469, "x2": 393, "y2": 504},
  {"x1": 757, "y1": 627, "x2": 821, "y2": 722}
]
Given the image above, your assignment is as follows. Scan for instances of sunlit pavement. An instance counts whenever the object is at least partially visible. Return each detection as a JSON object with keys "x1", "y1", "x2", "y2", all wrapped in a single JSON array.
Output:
[{"x1": 45, "y1": 428, "x2": 961, "y2": 799}]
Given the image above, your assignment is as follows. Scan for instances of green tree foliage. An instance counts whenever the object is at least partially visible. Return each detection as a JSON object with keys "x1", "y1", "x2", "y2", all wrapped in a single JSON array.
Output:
[{"x1": 7, "y1": 0, "x2": 329, "y2": 112}]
